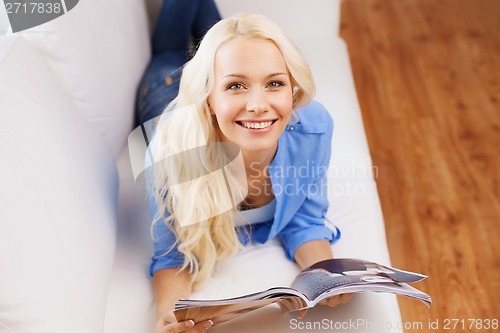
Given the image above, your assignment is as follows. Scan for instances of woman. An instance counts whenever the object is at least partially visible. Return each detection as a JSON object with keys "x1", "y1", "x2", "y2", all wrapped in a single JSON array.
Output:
[{"x1": 139, "y1": 2, "x2": 351, "y2": 332}]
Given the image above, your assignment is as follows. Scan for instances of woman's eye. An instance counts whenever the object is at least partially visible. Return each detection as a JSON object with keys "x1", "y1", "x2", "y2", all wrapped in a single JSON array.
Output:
[
  {"x1": 227, "y1": 83, "x2": 244, "y2": 90},
  {"x1": 268, "y1": 81, "x2": 285, "y2": 88}
]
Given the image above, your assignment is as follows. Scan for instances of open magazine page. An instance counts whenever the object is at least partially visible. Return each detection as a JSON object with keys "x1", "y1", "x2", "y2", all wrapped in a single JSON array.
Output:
[
  {"x1": 290, "y1": 258, "x2": 430, "y2": 303},
  {"x1": 174, "y1": 287, "x2": 308, "y2": 324},
  {"x1": 174, "y1": 287, "x2": 304, "y2": 308},
  {"x1": 174, "y1": 299, "x2": 280, "y2": 325},
  {"x1": 311, "y1": 282, "x2": 432, "y2": 306},
  {"x1": 305, "y1": 258, "x2": 427, "y2": 283}
]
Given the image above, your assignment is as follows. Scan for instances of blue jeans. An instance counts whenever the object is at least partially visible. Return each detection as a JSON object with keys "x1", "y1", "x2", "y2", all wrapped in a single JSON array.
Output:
[{"x1": 136, "y1": 0, "x2": 221, "y2": 125}]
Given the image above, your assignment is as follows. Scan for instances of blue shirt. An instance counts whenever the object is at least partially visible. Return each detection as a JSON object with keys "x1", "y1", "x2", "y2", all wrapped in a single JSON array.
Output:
[{"x1": 149, "y1": 101, "x2": 341, "y2": 276}]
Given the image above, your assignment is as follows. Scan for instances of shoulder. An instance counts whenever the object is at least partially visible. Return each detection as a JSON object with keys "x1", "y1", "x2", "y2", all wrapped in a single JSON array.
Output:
[
  {"x1": 274, "y1": 101, "x2": 333, "y2": 168},
  {"x1": 291, "y1": 101, "x2": 333, "y2": 134}
]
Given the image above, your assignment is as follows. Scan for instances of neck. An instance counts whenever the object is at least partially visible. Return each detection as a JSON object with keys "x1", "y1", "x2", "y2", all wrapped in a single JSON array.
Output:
[{"x1": 241, "y1": 143, "x2": 278, "y2": 177}]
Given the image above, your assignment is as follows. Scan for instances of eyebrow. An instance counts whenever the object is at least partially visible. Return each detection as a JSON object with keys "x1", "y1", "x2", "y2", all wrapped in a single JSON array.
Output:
[{"x1": 223, "y1": 72, "x2": 288, "y2": 79}]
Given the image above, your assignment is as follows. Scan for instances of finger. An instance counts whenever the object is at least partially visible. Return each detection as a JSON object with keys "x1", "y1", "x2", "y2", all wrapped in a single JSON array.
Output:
[
  {"x1": 297, "y1": 309, "x2": 308, "y2": 319},
  {"x1": 163, "y1": 320, "x2": 194, "y2": 333},
  {"x1": 336, "y1": 293, "x2": 351, "y2": 304},
  {"x1": 339, "y1": 293, "x2": 353, "y2": 304},
  {"x1": 325, "y1": 296, "x2": 341, "y2": 307},
  {"x1": 319, "y1": 295, "x2": 339, "y2": 306},
  {"x1": 186, "y1": 320, "x2": 213, "y2": 333},
  {"x1": 321, "y1": 292, "x2": 353, "y2": 306}
]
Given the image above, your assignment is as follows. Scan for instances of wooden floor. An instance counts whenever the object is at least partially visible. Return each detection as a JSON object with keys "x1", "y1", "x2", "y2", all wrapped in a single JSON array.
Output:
[{"x1": 340, "y1": 0, "x2": 500, "y2": 331}]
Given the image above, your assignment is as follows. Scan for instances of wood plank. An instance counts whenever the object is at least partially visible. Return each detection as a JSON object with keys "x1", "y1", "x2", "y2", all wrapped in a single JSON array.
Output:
[{"x1": 340, "y1": 0, "x2": 500, "y2": 330}]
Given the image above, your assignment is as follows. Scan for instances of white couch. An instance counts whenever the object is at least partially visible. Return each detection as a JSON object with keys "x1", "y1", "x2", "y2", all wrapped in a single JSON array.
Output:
[{"x1": 0, "y1": 1, "x2": 403, "y2": 332}]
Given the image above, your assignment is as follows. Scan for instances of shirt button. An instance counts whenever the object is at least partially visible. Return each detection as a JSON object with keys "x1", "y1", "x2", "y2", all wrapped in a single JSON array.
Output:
[
  {"x1": 164, "y1": 75, "x2": 174, "y2": 86},
  {"x1": 290, "y1": 126, "x2": 294, "y2": 130}
]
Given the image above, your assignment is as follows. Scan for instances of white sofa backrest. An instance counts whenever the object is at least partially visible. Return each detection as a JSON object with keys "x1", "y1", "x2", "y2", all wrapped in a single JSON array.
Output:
[
  {"x1": 146, "y1": 0, "x2": 342, "y2": 40},
  {"x1": 0, "y1": 36, "x2": 118, "y2": 333},
  {"x1": 215, "y1": 0, "x2": 341, "y2": 40},
  {"x1": 1, "y1": 0, "x2": 151, "y2": 158}
]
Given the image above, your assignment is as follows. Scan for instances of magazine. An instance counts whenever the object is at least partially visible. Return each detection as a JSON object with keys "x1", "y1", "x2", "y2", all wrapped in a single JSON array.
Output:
[{"x1": 174, "y1": 258, "x2": 431, "y2": 326}]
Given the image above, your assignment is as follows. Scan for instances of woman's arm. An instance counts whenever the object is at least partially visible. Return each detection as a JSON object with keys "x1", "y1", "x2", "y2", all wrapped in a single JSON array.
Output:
[
  {"x1": 294, "y1": 239, "x2": 334, "y2": 270},
  {"x1": 294, "y1": 239, "x2": 352, "y2": 317},
  {"x1": 152, "y1": 268, "x2": 214, "y2": 332},
  {"x1": 153, "y1": 267, "x2": 193, "y2": 318}
]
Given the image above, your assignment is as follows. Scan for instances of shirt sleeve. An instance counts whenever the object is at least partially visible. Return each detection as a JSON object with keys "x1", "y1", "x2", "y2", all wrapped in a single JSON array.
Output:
[
  {"x1": 147, "y1": 179, "x2": 185, "y2": 277},
  {"x1": 278, "y1": 175, "x2": 340, "y2": 262},
  {"x1": 278, "y1": 108, "x2": 340, "y2": 262}
]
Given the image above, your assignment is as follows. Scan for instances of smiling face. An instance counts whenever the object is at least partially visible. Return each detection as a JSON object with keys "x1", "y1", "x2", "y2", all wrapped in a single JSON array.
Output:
[{"x1": 208, "y1": 37, "x2": 294, "y2": 155}]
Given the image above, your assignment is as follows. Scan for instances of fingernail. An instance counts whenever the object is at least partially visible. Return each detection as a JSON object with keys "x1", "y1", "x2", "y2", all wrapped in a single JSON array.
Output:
[
  {"x1": 184, "y1": 320, "x2": 194, "y2": 328},
  {"x1": 204, "y1": 320, "x2": 214, "y2": 329}
]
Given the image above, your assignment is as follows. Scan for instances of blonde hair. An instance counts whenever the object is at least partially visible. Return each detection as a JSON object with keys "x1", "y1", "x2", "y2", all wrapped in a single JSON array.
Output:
[{"x1": 150, "y1": 13, "x2": 315, "y2": 289}]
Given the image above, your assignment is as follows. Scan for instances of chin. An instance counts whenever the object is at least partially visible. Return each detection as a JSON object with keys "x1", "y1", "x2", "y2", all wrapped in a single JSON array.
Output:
[{"x1": 239, "y1": 140, "x2": 277, "y2": 153}]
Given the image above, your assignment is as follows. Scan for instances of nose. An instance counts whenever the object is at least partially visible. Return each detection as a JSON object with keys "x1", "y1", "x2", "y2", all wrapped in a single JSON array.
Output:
[{"x1": 246, "y1": 89, "x2": 269, "y2": 114}]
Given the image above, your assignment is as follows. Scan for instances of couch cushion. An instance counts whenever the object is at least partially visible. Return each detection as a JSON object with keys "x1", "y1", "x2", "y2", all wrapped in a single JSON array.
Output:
[
  {"x1": 295, "y1": 38, "x2": 374, "y2": 170},
  {"x1": 0, "y1": 36, "x2": 117, "y2": 333},
  {"x1": 146, "y1": 0, "x2": 342, "y2": 39},
  {"x1": 0, "y1": 4, "x2": 8, "y2": 34},
  {"x1": 1, "y1": 0, "x2": 151, "y2": 158},
  {"x1": 214, "y1": 0, "x2": 342, "y2": 40},
  {"x1": 103, "y1": 148, "x2": 156, "y2": 333}
]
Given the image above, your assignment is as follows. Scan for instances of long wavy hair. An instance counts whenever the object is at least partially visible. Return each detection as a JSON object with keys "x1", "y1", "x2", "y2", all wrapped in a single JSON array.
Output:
[{"x1": 150, "y1": 13, "x2": 315, "y2": 289}]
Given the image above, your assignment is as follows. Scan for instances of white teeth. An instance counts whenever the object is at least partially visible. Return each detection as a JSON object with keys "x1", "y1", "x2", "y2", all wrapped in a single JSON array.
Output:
[{"x1": 240, "y1": 121, "x2": 273, "y2": 129}]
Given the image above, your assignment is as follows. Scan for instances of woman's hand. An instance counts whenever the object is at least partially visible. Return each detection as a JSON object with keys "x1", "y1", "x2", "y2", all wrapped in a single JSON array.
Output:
[
  {"x1": 153, "y1": 311, "x2": 213, "y2": 333},
  {"x1": 297, "y1": 293, "x2": 353, "y2": 319},
  {"x1": 318, "y1": 293, "x2": 353, "y2": 308}
]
